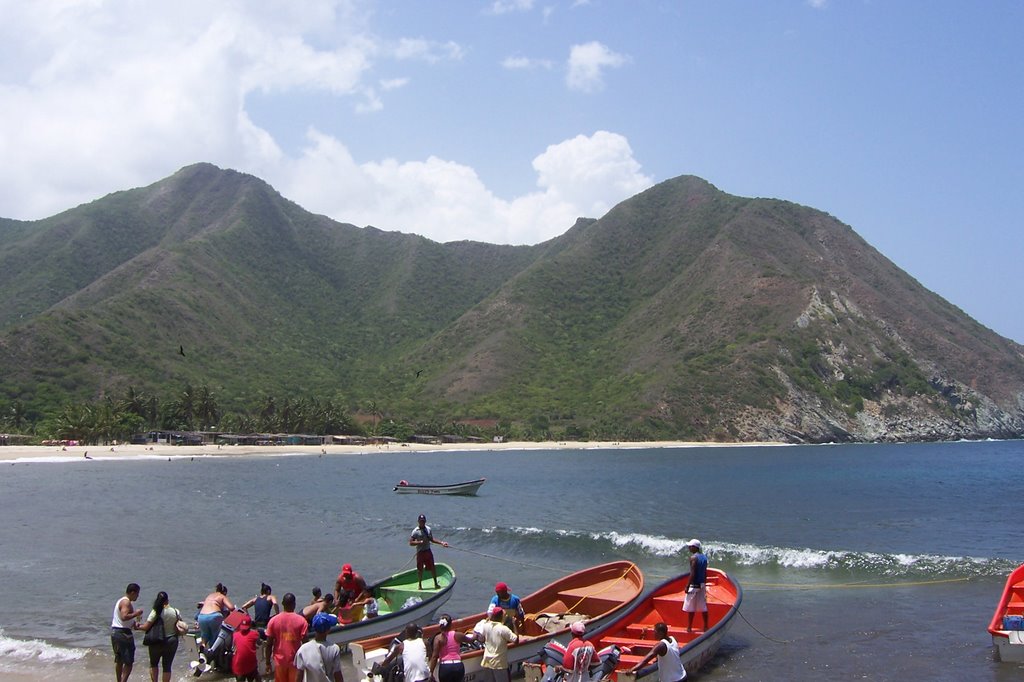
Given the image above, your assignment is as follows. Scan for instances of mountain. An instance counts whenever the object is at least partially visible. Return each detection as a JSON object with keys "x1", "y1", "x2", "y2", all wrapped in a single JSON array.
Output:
[{"x1": 2, "y1": 164, "x2": 1022, "y2": 443}]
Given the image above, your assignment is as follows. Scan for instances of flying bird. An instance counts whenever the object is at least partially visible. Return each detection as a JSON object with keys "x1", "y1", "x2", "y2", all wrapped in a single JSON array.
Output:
[
  {"x1": 179, "y1": 345, "x2": 186, "y2": 357},
  {"x1": 415, "y1": 369, "x2": 424, "y2": 378}
]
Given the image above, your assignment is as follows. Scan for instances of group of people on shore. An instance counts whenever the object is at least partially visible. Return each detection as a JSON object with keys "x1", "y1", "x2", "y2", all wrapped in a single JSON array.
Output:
[
  {"x1": 111, "y1": 582, "x2": 348, "y2": 682},
  {"x1": 379, "y1": 580, "x2": 529, "y2": 682},
  {"x1": 108, "y1": 512, "x2": 444, "y2": 682},
  {"x1": 109, "y1": 514, "x2": 710, "y2": 682}
]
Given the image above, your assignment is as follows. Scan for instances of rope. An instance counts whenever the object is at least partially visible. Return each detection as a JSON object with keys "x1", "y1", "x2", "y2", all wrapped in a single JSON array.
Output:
[
  {"x1": 445, "y1": 546, "x2": 640, "y2": 621},
  {"x1": 446, "y1": 544, "x2": 571, "y2": 574},
  {"x1": 742, "y1": 576, "x2": 971, "y2": 590}
]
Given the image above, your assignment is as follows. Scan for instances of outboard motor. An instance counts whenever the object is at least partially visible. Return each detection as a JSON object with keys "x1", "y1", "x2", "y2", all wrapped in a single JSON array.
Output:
[
  {"x1": 191, "y1": 610, "x2": 248, "y2": 676},
  {"x1": 531, "y1": 641, "x2": 623, "y2": 682}
]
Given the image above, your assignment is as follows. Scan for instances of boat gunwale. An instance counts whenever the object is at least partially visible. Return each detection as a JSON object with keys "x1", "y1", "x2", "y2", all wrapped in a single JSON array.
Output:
[
  {"x1": 988, "y1": 562, "x2": 1024, "y2": 636},
  {"x1": 584, "y1": 568, "x2": 742, "y2": 678},
  {"x1": 350, "y1": 560, "x2": 643, "y2": 662},
  {"x1": 326, "y1": 563, "x2": 457, "y2": 639}
]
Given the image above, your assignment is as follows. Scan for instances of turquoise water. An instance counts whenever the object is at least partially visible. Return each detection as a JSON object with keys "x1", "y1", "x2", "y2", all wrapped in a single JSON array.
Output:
[{"x1": 0, "y1": 441, "x2": 1022, "y2": 680}]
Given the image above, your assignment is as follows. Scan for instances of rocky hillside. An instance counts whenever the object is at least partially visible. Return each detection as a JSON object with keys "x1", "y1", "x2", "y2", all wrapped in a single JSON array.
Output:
[{"x1": 1, "y1": 164, "x2": 1022, "y2": 442}]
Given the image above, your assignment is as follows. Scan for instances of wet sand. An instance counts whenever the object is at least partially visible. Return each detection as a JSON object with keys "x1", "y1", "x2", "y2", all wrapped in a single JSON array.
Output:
[{"x1": 0, "y1": 439, "x2": 784, "y2": 463}]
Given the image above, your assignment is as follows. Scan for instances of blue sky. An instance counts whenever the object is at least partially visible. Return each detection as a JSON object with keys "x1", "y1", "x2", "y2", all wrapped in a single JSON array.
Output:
[{"x1": 2, "y1": 1, "x2": 1022, "y2": 341}]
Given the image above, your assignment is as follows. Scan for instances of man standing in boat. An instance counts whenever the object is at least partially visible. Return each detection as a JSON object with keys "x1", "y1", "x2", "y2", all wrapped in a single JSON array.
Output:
[
  {"x1": 410, "y1": 514, "x2": 448, "y2": 590},
  {"x1": 683, "y1": 539, "x2": 708, "y2": 633}
]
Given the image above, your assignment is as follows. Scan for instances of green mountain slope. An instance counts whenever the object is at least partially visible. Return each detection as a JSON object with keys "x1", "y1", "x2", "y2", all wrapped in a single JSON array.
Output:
[{"x1": 1, "y1": 164, "x2": 1021, "y2": 442}]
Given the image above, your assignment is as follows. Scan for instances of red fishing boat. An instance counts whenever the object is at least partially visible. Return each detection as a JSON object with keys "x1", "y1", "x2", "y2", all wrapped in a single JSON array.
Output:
[{"x1": 988, "y1": 563, "x2": 1024, "y2": 662}]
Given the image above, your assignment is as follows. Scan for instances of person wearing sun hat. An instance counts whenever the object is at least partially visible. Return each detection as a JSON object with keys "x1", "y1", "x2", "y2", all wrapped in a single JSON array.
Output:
[
  {"x1": 682, "y1": 539, "x2": 708, "y2": 633},
  {"x1": 293, "y1": 612, "x2": 344, "y2": 682},
  {"x1": 561, "y1": 620, "x2": 598, "y2": 673},
  {"x1": 489, "y1": 582, "x2": 526, "y2": 633}
]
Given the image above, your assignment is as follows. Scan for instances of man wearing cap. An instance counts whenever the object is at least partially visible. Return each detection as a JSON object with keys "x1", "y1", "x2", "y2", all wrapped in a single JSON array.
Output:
[
  {"x1": 489, "y1": 582, "x2": 526, "y2": 633},
  {"x1": 629, "y1": 622, "x2": 686, "y2": 682},
  {"x1": 265, "y1": 593, "x2": 309, "y2": 682},
  {"x1": 231, "y1": 614, "x2": 262, "y2": 682},
  {"x1": 409, "y1": 513, "x2": 448, "y2": 590},
  {"x1": 294, "y1": 613, "x2": 344, "y2": 682},
  {"x1": 561, "y1": 621, "x2": 597, "y2": 674},
  {"x1": 334, "y1": 563, "x2": 367, "y2": 606},
  {"x1": 475, "y1": 606, "x2": 518, "y2": 682},
  {"x1": 683, "y1": 539, "x2": 708, "y2": 633}
]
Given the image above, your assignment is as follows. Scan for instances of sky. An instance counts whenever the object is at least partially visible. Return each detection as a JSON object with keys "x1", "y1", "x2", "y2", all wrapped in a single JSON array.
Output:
[{"x1": 1, "y1": 1, "x2": 1022, "y2": 342}]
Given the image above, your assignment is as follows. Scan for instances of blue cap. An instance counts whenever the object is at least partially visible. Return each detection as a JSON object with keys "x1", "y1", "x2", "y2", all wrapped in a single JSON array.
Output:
[{"x1": 312, "y1": 613, "x2": 337, "y2": 633}]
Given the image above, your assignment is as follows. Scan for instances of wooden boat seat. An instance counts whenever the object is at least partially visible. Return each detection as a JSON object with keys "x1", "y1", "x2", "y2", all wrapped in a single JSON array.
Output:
[{"x1": 555, "y1": 593, "x2": 622, "y2": 614}]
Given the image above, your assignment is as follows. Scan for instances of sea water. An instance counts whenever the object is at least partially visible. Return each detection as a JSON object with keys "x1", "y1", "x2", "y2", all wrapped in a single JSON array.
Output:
[{"x1": 0, "y1": 441, "x2": 1022, "y2": 681}]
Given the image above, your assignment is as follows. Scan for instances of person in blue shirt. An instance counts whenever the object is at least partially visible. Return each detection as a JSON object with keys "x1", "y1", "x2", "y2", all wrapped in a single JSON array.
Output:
[
  {"x1": 682, "y1": 539, "x2": 708, "y2": 632},
  {"x1": 489, "y1": 582, "x2": 525, "y2": 632}
]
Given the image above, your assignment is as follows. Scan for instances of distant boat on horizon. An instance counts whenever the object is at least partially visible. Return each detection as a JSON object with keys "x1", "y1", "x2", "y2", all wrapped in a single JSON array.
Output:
[{"x1": 393, "y1": 477, "x2": 487, "y2": 495}]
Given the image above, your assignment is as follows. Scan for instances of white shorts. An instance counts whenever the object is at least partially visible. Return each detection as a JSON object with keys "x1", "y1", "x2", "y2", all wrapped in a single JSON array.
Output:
[{"x1": 682, "y1": 584, "x2": 707, "y2": 612}]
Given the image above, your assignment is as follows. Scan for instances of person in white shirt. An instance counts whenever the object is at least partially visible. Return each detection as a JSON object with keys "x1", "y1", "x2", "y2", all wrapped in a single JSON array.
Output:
[
  {"x1": 294, "y1": 613, "x2": 345, "y2": 682},
  {"x1": 629, "y1": 622, "x2": 686, "y2": 682}
]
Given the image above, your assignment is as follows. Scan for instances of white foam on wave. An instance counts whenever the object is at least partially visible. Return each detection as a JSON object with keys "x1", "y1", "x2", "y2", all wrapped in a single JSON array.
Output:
[{"x1": 0, "y1": 628, "x2": 87, "y2": 664}]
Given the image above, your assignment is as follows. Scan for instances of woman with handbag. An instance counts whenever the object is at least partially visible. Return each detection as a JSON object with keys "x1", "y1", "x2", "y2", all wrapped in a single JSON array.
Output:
[{"x1": 139, "y1": 591, "x2": 187, "y2": 682}]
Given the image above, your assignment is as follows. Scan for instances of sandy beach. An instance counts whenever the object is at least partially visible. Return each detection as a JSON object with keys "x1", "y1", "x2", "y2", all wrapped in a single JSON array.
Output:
[{"x1": 0, "y1": 439, "x2": 785, "y2": 463}]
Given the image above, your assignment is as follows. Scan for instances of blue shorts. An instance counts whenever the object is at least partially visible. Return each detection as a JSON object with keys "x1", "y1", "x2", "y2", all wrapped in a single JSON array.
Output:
[{"x1": 197, "y1": 612, "x2": 224, "y2": 648}]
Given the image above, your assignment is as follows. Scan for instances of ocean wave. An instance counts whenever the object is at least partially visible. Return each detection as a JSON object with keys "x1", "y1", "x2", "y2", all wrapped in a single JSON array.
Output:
[
  {"x1": 0, "y1": 628, "x2": 87, "y2": 664},
  {"x1": 455, "y1": 526, "x2": 1017, "y2": 578}
]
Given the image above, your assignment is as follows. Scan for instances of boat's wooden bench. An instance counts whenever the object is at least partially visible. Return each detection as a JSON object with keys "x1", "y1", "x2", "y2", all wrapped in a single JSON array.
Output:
[{"x1": 554, "y1": 591, "x2": 622, "y2": 614}]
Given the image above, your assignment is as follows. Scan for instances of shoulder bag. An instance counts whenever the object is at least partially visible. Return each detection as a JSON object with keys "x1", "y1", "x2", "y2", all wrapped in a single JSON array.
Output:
[{"x1": 142, "y1": 612, "x2": 166, "y2": 646}]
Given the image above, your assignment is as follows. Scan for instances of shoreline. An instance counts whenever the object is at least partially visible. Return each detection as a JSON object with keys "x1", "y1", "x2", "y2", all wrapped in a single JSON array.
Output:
[{"x1": 0, "y1": 439, "x2": 788, "y2": 463}]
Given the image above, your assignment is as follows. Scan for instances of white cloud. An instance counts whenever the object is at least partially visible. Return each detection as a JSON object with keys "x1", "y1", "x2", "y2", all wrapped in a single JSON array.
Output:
[
  {"x1": 0, "y1": 2, "x2": 652, "y2": 247},
  {"x1": 567, "y1": 41, "x2": 629, "y2": 92},
  {"x1": 806, "y1": 0, "x2": 828, "y2": 8},
  {"x1": 502, "y1": 56, "x2": 555, "y2": 70},
  {"x1": 488, "y1": 0, "x2": 536, "y2": 15},
  {"x1": 274, "y1": 129, "x2": 653, "y2": 245},
  {"x1": 392, "y1": 38, "x2": 464, "y2": 62},
  {"x1": 0, "y1": 0, "x2": 372, "y2": 219}
]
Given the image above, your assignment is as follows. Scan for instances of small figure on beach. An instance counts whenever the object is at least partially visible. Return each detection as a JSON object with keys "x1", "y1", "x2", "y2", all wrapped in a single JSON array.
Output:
[
  {"x1": 410, "y1": 513, "x2": 448, "y2": 589},
  {"x1": 473, "y1": 606, "x2": 518, "y2": 682},
  {"x1": 428, "y1": 613, "x2": 477, "y2": 682},
  {"x1": 628, "y1": 622, "x2": 686, "y2": 680},
  {"x1": 683, "y1": 539, "x2": 708, "y2": 633},
  {"x1": 139, "y1": 591, "x2": 186, "y2": 682},
  {"x1": 380, "y1": 623, "x2": 431, "y2": 682},
  {"x1": 264, "y1": 593, "x2": 308, "y2": 680},
  {"x1": 242, "y1": 583, "x2": 280, "y2": 629},
  {"x1": 198, "y1": 583, "x2": 235, "y2": 650},
  {"x1": 111, "y1": 582, "x2": 143, "y2": 682},
  {"x1": 294, "y1": 613, "x2": 345, "y2": 681},
  {"x1": 489, "y1": 582, "x2": 525, "y2": 633}
]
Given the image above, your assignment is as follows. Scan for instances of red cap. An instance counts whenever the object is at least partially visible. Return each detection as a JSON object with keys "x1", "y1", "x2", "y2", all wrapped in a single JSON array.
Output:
[
  {"x1": 495, "y1": 582, "x2": 509, "y2": 593},
  {"x1": 239, "y1": 615, "x2": 252, "y2": 630},
  {"x1": 342, "y1": 563, "x2": 353, "y2": 575}
]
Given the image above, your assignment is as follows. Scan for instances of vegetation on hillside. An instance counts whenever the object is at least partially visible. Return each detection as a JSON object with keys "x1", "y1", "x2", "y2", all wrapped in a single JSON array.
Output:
[{"x1": 2, "y1": 164, "x2": 1022, "y2": 444}]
